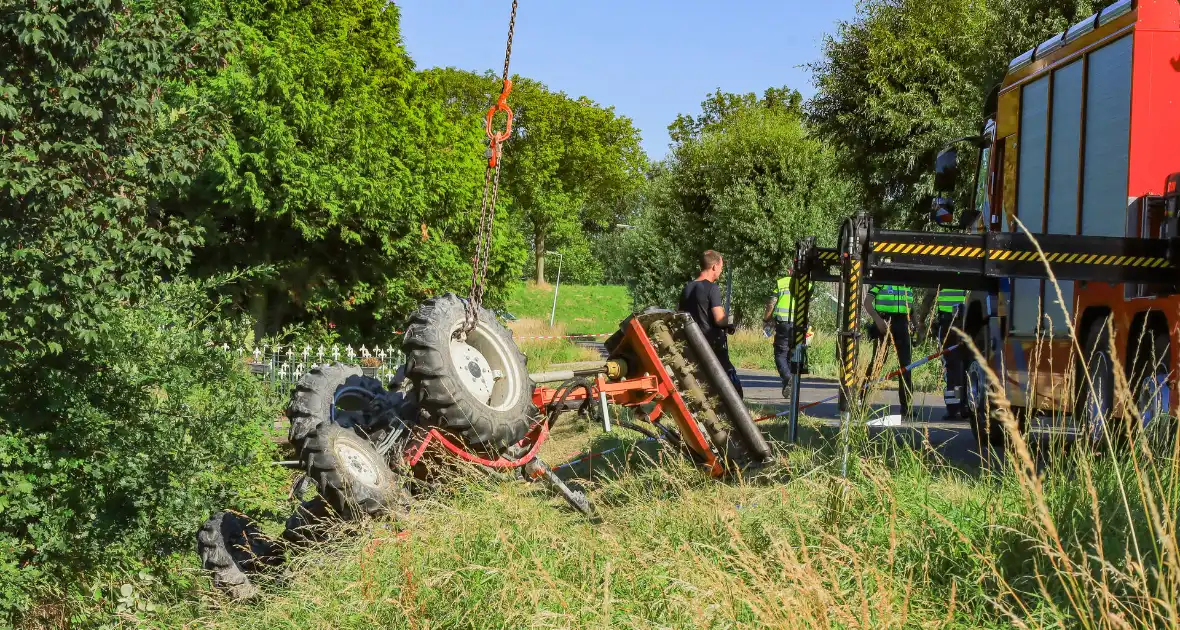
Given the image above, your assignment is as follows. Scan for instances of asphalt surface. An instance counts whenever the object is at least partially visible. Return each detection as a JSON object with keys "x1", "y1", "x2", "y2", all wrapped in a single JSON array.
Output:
[{"x1": 737, "y1": 368, "x2": 1018, "y2": 469}]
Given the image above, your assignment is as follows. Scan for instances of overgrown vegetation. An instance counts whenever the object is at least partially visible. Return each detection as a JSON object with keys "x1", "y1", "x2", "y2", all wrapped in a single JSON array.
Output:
[
  {"x1": 162, "y1": 366, "x2": 1180, "y2": 628},
  {"x1": 0, "y1": 280, "x2": 289, "y2": 625},
  {"x1": 2, "y1": 0, "x2": 1169, "y2": 626}
]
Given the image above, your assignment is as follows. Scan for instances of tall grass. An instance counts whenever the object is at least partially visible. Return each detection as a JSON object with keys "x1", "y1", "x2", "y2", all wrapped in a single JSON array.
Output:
[
  {"x1": 165, "y1": 399, "x2": 1180, "y2": 629},
  {"x1": 162, "y1": 232, "x2": 1180, "y2": 628}
]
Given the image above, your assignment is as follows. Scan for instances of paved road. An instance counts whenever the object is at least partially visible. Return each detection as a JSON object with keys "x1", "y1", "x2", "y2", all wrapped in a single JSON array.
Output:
[{"x1": 737, "y1": 368, "x2": 992, "y2": 468}]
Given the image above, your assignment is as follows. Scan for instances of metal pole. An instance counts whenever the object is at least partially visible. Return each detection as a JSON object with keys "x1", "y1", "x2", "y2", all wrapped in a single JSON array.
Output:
[
  {"x1": 787, "y1": 240, "x2": 813, "y2": 445},
  {"x1": 547, "y1": 251, "x2": 562, "y2": 328},
  {"x1": 836, "y1": 216, "x2": 865, "y2": 479}
]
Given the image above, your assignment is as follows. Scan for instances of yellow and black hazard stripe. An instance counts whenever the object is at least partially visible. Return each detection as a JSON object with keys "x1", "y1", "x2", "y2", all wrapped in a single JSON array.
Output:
[
  {"x1": 872, "y1": 242, "x2": 1171, "y2": 268},
  {"x1": 839, "y1": 260, "x2": 861, "y2": 389},
  {"x1": 874, "y1": 242, "x2": 985, "y2": 258},
  {"x1": 817, "y1": 250, "x2": 839, "y2": 262},
  {"x1": 986, "y1": 250, "x2": 1171, "y2": 267}
]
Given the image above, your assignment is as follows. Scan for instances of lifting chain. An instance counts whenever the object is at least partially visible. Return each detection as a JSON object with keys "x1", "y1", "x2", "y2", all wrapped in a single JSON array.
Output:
[{"x1": 464, "y1": 0, "x2": 518, "y2": 333}]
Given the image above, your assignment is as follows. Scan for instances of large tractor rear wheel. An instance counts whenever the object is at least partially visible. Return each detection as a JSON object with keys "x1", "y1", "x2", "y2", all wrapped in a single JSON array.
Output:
[{"x1": 402, "y1": 294, "x2": 535, "y2": 453}]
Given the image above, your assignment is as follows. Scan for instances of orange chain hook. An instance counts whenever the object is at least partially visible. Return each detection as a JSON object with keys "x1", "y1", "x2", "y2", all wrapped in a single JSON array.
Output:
[{"x1": 484, "y1": 79, "x2": 514, "y2": 167}]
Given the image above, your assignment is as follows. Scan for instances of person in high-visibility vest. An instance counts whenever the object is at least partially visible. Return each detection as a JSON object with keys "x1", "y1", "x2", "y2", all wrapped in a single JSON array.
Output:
[
  {"x1": 934, "y1": 287, "x2": 968, "y2": 420},
  {"x1": 864, "y1": 284, "x2": 915, "y2": 418},
  {"x1": 762, "y1": 269, "x2": 795, "y2": 399}
]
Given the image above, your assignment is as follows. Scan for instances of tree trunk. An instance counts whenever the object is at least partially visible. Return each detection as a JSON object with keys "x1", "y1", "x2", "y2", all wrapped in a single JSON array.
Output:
[
  {"x1": 535, "y1": 231, "x2": 546, "y2": 284},
  {"x1": 250, "y1": 287, "x2": 268, "y2": 344}
]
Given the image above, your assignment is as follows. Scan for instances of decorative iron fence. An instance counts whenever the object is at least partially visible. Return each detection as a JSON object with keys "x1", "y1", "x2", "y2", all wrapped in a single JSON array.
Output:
[{"x1": 216, "y1": 343, "x2": 405, "y2": 403}]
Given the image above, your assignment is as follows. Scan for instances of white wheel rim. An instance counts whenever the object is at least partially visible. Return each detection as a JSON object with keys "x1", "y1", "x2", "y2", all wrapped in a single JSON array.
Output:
[
  {"x1": 450, "y1": 339, "x2": 498, "y2": 403},
  {"x1": 451, "y1": 315, "x2": 523, "y2": 411},
  {"x1": 335, "y1": 444, "x2": 380, "y2": 487}
]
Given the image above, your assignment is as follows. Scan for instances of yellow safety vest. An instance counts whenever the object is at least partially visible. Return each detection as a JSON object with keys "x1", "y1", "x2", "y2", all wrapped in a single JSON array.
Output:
[{"x1": 773, "y1": 277, "x2": 794, "y2": 321}]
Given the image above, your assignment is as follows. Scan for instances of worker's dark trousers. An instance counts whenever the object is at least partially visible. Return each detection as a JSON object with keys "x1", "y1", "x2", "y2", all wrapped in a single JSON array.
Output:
[
  {"x1": 773, "y1": 320, "x2": 794, "y2": 386},
  {"x1": 870, "y1": 313, "x2": 913, "y2": 415},
  {"x1": 710, "y1": 333, "x2": 744, "y2": 398},
  {"x1": 934, "y1": 310, "x2": 965, "y2": 418}
]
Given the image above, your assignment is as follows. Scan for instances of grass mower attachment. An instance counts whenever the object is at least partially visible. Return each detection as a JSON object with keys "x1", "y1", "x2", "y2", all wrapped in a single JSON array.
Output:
[{"x1": 533, "y1": 310, "x2": 773, "y2": 476}]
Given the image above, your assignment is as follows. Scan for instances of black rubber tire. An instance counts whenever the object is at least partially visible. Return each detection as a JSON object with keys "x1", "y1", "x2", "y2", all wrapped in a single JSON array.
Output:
[
  {"x1": 1131, "y1": 329, "x2": 1172, "y2": 445},
  {"x1": 196, "y1": 512, "x2": 284, "y2": 600},
  {"x1": 286, "y1": 363, "x2": 385, "y2": 458},
  {"x1": 402, "y1": 293, "x2": 535, "y2": 452},
  {"x1": 297, "y1": 421, "x2": 407, "y2": 521},
  {"x1": 964, "y1": 327, "x2": 1025, "y2": 452},
  {"x1": 1077, "y1": 319, "x2": 1117, "y2": 449},
  {"x1": 281, "y1": 497, "x2": 334, "y2": 548}
]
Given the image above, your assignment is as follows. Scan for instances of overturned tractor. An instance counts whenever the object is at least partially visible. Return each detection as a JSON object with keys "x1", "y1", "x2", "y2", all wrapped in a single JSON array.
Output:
[{"x1": 198, "y1": 297, "x2": 773, "y2": 599}]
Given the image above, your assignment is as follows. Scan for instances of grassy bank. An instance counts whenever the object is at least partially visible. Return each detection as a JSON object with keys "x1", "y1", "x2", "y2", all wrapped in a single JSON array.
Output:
[
  {"x1": 164, "y1": 405, "x2": 1180, "y2": 629},
  {"x1": 504, "y1": 282, "x2": 631, "y2": 336},
  {"x1": 508, "y1": 318, "x2": 604, "y2": 371},
  {"x1": 502, "y1": 282, "x2": 632, "y2": 372}
]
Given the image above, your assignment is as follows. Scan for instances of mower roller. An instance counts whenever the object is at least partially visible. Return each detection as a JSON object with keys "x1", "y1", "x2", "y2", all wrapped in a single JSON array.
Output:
[{"x1": 533, "y1": 310, "x2": 773, "y2": 475}]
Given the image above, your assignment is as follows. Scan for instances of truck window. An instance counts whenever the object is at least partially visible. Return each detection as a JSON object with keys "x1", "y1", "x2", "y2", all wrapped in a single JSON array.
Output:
[
  {"x1": 1016, "y1": 75, "x2": 1049, "y2": 234},
  {"x1": 1080, "y1": 35, "x2": 1132, "y2": 238},
  {"x1": 1044, "y1": 60, "x2": 1084, "y2": 334},
  {"x1": 974, "y1": 144, "x2": 991, "y2": 221},
  {"x1": 1012, "y1": 75, "x2": 1049, "y2": 334}
]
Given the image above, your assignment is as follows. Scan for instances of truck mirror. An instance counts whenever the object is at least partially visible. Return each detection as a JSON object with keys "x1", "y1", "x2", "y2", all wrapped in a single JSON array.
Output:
[
  {"x1": 930, "y1": 196, "x2": 954, "y2": 225},
  {"x1": 934, "y1": 149, "x2": 959, "y2": 192}
]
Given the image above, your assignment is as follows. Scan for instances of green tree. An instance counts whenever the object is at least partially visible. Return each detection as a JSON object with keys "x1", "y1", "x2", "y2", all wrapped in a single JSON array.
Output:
[
  {"x1": 424, "y1": 68, "x2": 647, "y2": 284},
  {"x1": 504, "y1": 79, "x2": 646, "y2": 283},
  {"x1": 625, "y1": 89, "x2": 849, "y2": 322},
  {"x1": 0, "y1": 2, "x2": 284, "y2": 621},
  {"x1": 174, "y1": 0, "x2": 525, "y2": 340},
  {"x1": 0, "y1": 0, "x2": 229, "y2": 355},
  {"x1": 807, "y1": 0, "x2": 1112, "y2": 226}
]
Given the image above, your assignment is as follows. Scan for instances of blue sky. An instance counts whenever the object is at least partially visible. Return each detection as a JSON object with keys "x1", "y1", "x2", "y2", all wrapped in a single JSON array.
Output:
[{"x1": 396, "y1": 1, "x2": 858, "y2": 160}]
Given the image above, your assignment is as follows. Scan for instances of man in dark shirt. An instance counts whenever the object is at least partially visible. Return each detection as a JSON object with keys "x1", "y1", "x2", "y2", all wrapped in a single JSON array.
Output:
[{"x1": 678, "y1": 250, "x2": 743, "y2": 397}]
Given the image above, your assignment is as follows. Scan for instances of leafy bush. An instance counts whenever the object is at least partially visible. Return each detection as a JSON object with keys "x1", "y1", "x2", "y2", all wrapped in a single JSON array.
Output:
[
  {"x1": 0, "y1": 279, "x2": 287, "y2": 624},
  {"x1": 624, "y1": 89, "x2": 849, "y2": 322}
]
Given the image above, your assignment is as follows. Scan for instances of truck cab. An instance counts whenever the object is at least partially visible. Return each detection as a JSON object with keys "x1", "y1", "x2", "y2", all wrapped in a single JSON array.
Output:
[{"x1": 960, "y1": 0, "x2": 1180, "y2": 432}]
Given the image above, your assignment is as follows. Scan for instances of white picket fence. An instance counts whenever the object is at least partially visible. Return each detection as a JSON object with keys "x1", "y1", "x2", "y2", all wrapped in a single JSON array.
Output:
[{"x1": 215, "y1": 342, "x2": 406, "y2": 399}]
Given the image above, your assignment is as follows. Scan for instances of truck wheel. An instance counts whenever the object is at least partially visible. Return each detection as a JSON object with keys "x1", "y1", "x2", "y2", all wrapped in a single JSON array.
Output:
[
  {"x1": 297, "y1": 422, "x2": 408, "y2": 521},
  {"x1": 1131, "y1": 329, "x2": 1172, "y2": 444},
  {"x1": 196, "y1": 512, "x2": 283, "y2": 600},
  {"x1": 1078, "y1": 320, "x2": 1117, "y2": 448},
  {"x1": 286, "y1": 363, "x2": 385, "y2": 458},
  {"x1": 963, "y1": 328, "x2": 1024, "y2": 452},
  {"x1": 402, "y1": 294, "x2": 535, "y2": 453}
]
